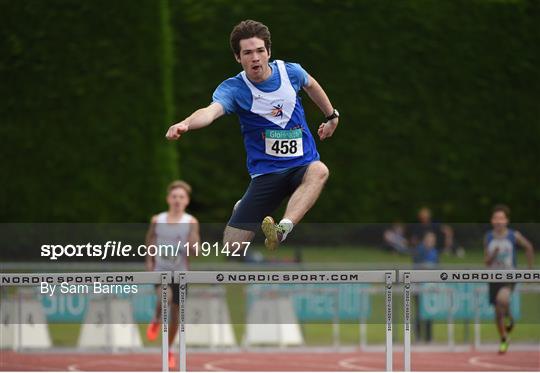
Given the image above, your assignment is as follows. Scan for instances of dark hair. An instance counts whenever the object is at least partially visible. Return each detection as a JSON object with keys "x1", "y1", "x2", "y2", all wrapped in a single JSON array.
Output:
[
  {"x1": 230, "y1": 20, "x2": 271, "y2": 56},
  {"x1": 492, "y1": 204, "x2": 510, "y2": 218}
]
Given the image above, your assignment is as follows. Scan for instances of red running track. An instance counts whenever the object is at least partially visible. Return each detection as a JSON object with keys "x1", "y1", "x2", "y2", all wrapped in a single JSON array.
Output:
[{"x1": 1, "y1": 350, "x2": 539, "y2": 371}]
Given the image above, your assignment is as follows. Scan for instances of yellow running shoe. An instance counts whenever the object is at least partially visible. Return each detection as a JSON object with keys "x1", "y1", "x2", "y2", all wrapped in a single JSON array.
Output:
[
  {"x1": 261, "y1": 216, "x2": 284, "y2": 251},
  {"x1": 498, "y1": 338, "x2": 509, "y2": 354}
]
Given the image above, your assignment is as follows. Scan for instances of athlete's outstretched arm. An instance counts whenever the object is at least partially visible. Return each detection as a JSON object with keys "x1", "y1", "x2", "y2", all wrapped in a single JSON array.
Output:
[
  {"x1": 187, "y1": 217, "x2": 201, "y2": 257},
  {"x1": 144, "y1": 215, "x2": 158, "y2": 271},
  {"x1": 515, "y1": 231, "x2": 535, "y2": 268},
  {"x1": 303, "y1": 75, "x2": 339, "y2": 140},
  {"x1": 165, "y1": 102, "x2": 225, "y2": 140},
  {"x1": 484, "y1": 235, "x2": 499, "y2": 267}
]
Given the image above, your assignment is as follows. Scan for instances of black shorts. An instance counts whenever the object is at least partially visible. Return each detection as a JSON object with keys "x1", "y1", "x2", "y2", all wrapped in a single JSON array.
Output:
[
  {"x1": 489, "y1": 282, "x2": 515, "y2": 305},
  {"x1": 228, "y1": 165, "x2": 310, "y2": 231},
  {"x1": 155, "y1": 284, "x2": 180, "y2": 305}
]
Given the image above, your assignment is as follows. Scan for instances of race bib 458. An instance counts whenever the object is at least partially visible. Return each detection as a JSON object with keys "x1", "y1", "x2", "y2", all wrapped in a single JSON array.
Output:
[{"x1": 265, "y1": 129, "x2": 304, "y2": 157}]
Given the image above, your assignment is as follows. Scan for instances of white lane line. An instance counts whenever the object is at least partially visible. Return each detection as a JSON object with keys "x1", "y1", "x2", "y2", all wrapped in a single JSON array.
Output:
[
  {"x1": 203, "y1": 359, "x2": 234, "y2": 371},
  {"x1": 0, "y1": 362, "x2": 55, "y2": 371},
  {"x1": 338, "y1": 357, "x2": 380, "y2": 371},
  {"x1": 468, "y1": 355, "x2": 536, "y2": 371},
  {"x1": 67, "y1": 358, "x2": 158, "y2": 371},
  {"x1": 67, "y1": 363, "x2": 80, "y2": 371},
  {"x1": 205, "y1": 356, "x2": 359, "y2": 371}
]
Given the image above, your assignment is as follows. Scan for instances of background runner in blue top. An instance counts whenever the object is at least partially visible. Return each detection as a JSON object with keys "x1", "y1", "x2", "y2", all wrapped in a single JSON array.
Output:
[{"x1": 483, "y1": 204, "x2": 534, "y2": 354}]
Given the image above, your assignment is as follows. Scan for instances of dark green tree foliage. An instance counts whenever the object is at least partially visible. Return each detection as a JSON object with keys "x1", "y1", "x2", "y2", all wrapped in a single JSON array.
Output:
[
  {"x1": 1, "y1": 1, "x2": 539, "y2": 223},
  {"x1": 0, "y1": 0, "x2": 177, "y2": 222},
  {"x1": 170, "y1": 0, "x2": 540, "y2": 222}
]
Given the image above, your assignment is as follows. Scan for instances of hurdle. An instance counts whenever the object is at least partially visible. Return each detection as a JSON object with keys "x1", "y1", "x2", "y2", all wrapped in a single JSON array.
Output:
[
  {"x1": 399, "y1": 269, "x2": 540, "y2": 371},
  {"x1": 176, "y1": 270, "x2": 396, "y2": 372},
  {"x1": 0, "y1": 272, "x2": 172, "y2": 371}
]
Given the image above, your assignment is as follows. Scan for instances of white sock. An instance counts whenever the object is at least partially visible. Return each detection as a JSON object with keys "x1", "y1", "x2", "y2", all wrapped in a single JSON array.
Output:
[{"x1": 278, "y1": 218, "x2": 294, "y2": 242}]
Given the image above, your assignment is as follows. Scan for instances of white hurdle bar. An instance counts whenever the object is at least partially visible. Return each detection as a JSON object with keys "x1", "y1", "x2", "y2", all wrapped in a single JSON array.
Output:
[
  {"x1": 176, "y1": 270, "x2": 396, "y2": 372},
  {"x1": 0, "y1": 272, "x2": 172, "y2": 372},
  {"x1": 399, "y1": 269, "x2": 540, "y2": 372}
]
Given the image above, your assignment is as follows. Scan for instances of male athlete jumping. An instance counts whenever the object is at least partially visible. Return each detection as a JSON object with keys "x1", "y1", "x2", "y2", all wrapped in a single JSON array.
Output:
[{"x1": 166, "y1": 20, "x2": 339, "y2": 250}]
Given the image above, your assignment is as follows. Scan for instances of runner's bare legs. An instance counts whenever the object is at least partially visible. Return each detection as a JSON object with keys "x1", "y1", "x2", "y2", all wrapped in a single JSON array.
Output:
[
  {"x1": 283, "y1": 161, "x2": 329, "y2": 224},
  {"x1": 262, "y1": 161, "x2": 329, "y2": 249},
  {"x1": 495, "y1": 286, "x2": 512, "y2": 353},
  {"x1": 223, "y1": 225, "x2": 255, "y2": 245}
]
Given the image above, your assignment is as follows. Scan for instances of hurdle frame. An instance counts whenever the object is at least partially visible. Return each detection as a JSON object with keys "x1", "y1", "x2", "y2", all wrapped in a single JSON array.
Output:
[
  {"x1": 0, "y1": 271, "x2": 172, "y2": 371},
  {"x1": 3, "y1": 269, "x2": 539, "y2": 372},
  {"x1": 176, "y1": 270, "x2": 396, "y2": 372},
  {"x1": 400, "y1": 269, "x2": 540, "y2": 372}
]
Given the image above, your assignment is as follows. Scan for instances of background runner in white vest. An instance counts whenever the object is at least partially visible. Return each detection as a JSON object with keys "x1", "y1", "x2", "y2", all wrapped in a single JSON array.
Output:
[
  {"x1": 484, "y1": 204, "x2": 534, "y2": 354},
  {"x1": 145, "y1": 180, "x2": 200, "y2": 368}
]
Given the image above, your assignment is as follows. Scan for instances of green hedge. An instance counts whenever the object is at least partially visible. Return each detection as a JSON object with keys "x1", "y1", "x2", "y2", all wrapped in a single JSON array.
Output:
[
  {"x1": 0, "y1": 0, "x2": 177, "y2": 222},
  {"x1": 1, "y1": 1, "x2": 538, "y2": 223},
  {"x1": 170, "y1": 0, "x2": 540, "y2": 223}
]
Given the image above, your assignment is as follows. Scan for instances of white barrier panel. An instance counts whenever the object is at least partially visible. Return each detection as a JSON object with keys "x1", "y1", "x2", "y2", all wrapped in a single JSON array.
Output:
[
  {"x1": 244, "y1": 297, "x2": 303, "y2": 347},
  {"x1": 0, "y1": 272, "x2": 169, "y2": 286},
  {"x1": 0, "y1": 271, "x2": 170, "y2": 371},
  {"x1": 401, "y1": 269, "x2": 540, "y2": 372},
  {"x1": 184, "y1": 270, "x2": 391, "y2": 284},
  {"x1": 177, "y1": 271, "x2": 395, "y2": 372},
  {"x1": 78, "y1": 297, "x2": 142, "y2": 350},
  {"x1": 173, "y1": 288, "x2": 236, "y2": 347},
  {"x1": 398, "y1": 269, "x2": 540, "y2": 283},
  {"x1": 185, "y1": 301, "x2": 236, "y2": 347},
  {"x1": 0, "y1": 298, "x2": 52, "y2": 349}
]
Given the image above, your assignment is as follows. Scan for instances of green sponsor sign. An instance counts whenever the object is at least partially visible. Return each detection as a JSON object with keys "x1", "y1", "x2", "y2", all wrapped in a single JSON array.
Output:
[
  {"x1": 265, "y1": 129, "x2": 302, "y2": 139},
  {"x1": 247, "y1": 284, "x2": 371, "y2": 321},
  {"x1": 419, "y1": 283, "x2": 520, "y2": 321},
  {"x1": 39, "y1": 285, "x2": 155, "y2": 322}
]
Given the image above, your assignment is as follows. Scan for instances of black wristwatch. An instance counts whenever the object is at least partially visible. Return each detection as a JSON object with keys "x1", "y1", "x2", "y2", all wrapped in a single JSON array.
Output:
[{"x1": 325, "y1": 109, "x2": 339, "y2": 121}]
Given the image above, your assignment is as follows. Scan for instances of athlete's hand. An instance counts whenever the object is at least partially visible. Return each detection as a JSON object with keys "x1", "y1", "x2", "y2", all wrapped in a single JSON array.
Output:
[
  {"x1": 165, "y1": 121, "x2": 189, "y2": 140},
  {"x1": 318, "y1": 118, "x2": 339, "y2": 140}
]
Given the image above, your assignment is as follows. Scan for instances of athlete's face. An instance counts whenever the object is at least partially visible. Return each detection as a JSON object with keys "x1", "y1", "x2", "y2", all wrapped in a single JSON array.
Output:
[
  {"x1": 418, "y1": 208, "x2": 432, "y2": 224},
  {"x1": 491, "y1": 211, "x2": 509, "y2": 231},
  {"x1": 166, "y1": 187, "x2": 190, "y2": 213},
  {"x1": 236, "y1": 37, "x2": 271, "y2": 83}
]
